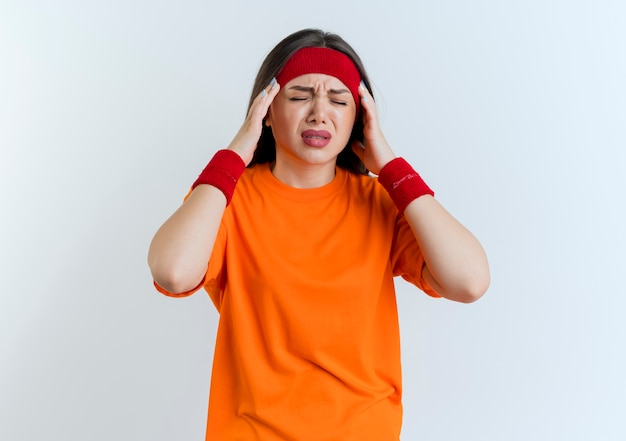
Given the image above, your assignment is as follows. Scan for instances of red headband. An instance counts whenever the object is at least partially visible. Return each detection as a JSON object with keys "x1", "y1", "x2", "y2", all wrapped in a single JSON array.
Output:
[{"x1": 276, "y1": 47, "x2": 362, "y2": 115}]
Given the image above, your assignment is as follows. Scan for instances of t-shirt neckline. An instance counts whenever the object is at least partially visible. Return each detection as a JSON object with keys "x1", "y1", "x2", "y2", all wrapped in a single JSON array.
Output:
[{"x1": 256, "y1": 163, "x2": 347, "y2": 202}]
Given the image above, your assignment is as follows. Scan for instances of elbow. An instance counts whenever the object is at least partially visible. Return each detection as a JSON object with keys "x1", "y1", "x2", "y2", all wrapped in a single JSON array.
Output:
[
  {"x1": 153, "y1": 272, "x2": 200, "y2": 295},
  {"x1": 453, "y1": 270, "x2": 490, "y2": 303},
  {"x1": 424, "y1": 261, "x2": 490, "y2": 303},
  {"x1": 149, "y1": 257, "x2": 204, "y2": 295},
  {"x1": 455, "y1": 283, "x2": 488, "y2": 303},
  {"x1": 437, "y1": 268, "x2": 490, "y2": 304}
]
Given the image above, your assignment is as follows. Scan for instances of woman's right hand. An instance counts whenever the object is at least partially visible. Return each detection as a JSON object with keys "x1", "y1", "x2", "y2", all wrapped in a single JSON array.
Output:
[{"x1": 227, "y1": 78, "x2": 280, "y2": 165}]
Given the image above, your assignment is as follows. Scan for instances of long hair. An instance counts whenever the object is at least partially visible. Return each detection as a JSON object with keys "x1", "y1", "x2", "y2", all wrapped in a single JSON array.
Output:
[{"x1": 247, "y1": 29, "x2": 373, "y2": 175}]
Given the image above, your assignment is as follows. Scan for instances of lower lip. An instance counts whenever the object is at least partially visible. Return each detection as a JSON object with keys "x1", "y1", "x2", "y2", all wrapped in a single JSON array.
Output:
[{"x1": 302, "y1": 135, "x2": 331, "y2": 148}]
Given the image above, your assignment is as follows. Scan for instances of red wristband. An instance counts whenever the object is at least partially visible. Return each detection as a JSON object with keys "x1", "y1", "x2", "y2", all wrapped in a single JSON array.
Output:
[
  {"x1": 192, "y1": 150, "x2": 246, "y2": 205},
  {"x1": 378, "y1": 157, "x2": 434, "y2": 213}
]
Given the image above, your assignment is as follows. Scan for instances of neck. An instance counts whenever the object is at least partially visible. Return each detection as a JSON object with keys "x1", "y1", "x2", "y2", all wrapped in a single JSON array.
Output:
[{"x1": 271, "y1": 154, "x2": 337, "y2": 189}]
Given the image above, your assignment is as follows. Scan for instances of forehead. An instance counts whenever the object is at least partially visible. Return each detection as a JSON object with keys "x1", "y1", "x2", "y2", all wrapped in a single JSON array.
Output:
[{"x1": 283, "y1": 73, "x2": 349, "y2": 90}]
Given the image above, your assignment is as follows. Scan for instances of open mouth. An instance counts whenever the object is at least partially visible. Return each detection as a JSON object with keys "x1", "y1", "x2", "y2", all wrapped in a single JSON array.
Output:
[{"x1": 301, "y1": 130, "x2": 331, "y2": 147}]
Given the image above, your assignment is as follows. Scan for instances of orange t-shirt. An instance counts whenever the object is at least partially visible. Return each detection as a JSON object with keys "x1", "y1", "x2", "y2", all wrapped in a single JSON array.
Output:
[{"x1": 156, "y1": 163, "x2": 439, "y2": 440}]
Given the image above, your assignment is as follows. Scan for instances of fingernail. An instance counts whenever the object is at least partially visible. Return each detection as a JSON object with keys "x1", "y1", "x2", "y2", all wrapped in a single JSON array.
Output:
[
  {"x1": 261, "y1": 89, "x2": 266, "y2": 97},
  {"x1": 363, "y1": 96, "x2": 368, "y2": 103},
  {"x1": 360, "y1": 80, "x2": 366, "y2": 89},
  {"x1": 270, "y1": 77, "x2": 277, "y2": 88}
]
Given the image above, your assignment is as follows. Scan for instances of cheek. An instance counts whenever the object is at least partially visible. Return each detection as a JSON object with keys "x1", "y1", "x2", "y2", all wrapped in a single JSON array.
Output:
[
  {"x1": 337, "y1": 111, "x2": 356, "y2": 133},
  {"x1": 270, "y1": 101, "x2": 294, "y2": 123},
  {"x1": 333, "y1": 104, "x2": 356, "y2": 124}
]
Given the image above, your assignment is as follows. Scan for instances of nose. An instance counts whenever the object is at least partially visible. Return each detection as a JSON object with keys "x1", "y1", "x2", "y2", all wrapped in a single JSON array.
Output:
[{"x1": 306, "y1": 96, "x2": 328, "y2": 124}]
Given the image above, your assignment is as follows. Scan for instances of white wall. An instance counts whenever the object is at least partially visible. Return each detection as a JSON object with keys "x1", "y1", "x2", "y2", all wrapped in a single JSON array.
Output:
[{"x1": 2, "y1": 1, "x2": 624, "y2": 439}]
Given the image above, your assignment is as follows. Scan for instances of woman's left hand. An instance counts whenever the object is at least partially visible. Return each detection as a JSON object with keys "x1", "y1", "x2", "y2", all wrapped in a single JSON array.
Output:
[{"x1": 351, "y1": 83, "x2": 397, "y2": 174}]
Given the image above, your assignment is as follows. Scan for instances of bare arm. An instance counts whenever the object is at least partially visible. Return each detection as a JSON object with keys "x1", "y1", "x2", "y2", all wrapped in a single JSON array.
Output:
[
  {"x1": 352, "y1": 83, "x2": 490, "y2": 302},
  {"x1": 148, "y1": 185, "x2": 227, "y2": 294},
  {"x1": 403, "y1": 195, "x2": 490, "y2": 303},
  {"x1": 148, "y1": 80, "x2": 280, "y2": 294}
]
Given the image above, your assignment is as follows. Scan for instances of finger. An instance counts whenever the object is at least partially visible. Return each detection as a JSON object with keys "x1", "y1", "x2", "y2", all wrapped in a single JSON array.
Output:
[
  {"x1": 359, "y1": 82, "x2": 378, "y2": 122},
  {"x1": 359, "y1": 81, "x2": 373, "y2": 106},
  {"x1": 249, "y1": 78, "x2": 280, "y2": 122},
  {"x1": 264, "y1": 78, "x2": 281, "y2": 105}
]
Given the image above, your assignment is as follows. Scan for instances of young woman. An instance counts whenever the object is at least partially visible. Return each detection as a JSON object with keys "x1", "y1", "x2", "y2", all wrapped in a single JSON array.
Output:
[{"x1": 148, "y1": 28, "x2": 489, "y2": 441}]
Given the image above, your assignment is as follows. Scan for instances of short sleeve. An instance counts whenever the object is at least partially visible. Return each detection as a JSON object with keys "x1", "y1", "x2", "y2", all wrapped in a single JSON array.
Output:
[
  {"x1": 390, "y1": 214, "x2": 441, "y2": 298},
  {"x1": 203, "y1": 222, "x2": 227, "y2": 310}
]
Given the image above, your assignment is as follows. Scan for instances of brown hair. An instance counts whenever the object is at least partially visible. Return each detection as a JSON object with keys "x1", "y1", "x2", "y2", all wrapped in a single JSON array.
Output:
[{"x1": 247, "y1": 29, "x2": 373, "y2": 175}]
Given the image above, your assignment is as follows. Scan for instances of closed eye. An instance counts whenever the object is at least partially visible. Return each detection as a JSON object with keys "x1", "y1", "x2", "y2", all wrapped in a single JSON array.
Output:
[{"x1": 331, "y1": 100, "x2": 348, "y2": 106}]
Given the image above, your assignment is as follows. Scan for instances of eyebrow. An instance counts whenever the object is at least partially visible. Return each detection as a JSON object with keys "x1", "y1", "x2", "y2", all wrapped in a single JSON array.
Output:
[{"x1": 288, "y1": 85, "x2": 351, "y2": 95}]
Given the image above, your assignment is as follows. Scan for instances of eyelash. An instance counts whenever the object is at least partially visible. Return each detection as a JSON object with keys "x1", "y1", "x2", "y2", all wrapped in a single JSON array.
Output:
[{"x1": 289, "y1": 97, "x2": 347, "y2": 106}]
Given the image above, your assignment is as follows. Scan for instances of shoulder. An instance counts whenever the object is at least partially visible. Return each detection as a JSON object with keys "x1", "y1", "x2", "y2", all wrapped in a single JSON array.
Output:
[
  {"x1": 342, "y1": 169, "x2": 396, "y2": 211},
  {"x1": 240, "y1": 163, "x2": 265, "y2": 182},
  {"x1": 234, "y1": 163, "x2": 269, "y2": 195},
  {"x1": 341, "y1": 168, "x2": 376, "y2": 190}
]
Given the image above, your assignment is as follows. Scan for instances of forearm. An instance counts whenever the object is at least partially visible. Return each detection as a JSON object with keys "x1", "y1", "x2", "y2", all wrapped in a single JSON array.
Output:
[
  {"x1": 404, "y1": 195, "x2": 490, "y2": 303},
  {"x1": 148, "y1": 79, "x2": 277, "y2": 294},
  {"x1": 148, "y1": 185, "x2": 226, "y2": 294},
  {"x1": 353, "y1": 84, "x2": 489, "y2": 302},
  {"x1": 376, "y1": 156, "x2": 489, "y2": 302}
]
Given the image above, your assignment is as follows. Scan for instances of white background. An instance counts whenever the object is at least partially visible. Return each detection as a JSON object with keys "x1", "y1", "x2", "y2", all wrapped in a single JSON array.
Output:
[{"x1": 2, "y1": 1, "x2": 625, "y2": 440}]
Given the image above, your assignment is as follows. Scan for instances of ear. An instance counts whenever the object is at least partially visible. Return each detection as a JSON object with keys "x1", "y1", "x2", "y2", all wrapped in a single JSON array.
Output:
[{"x1": 264, "y1": 109, "x2": 272, "y2": 127}]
